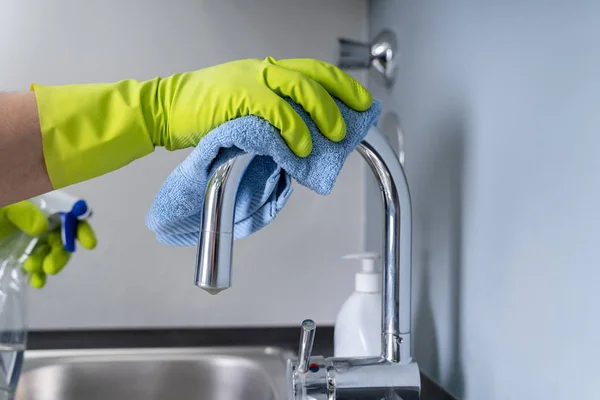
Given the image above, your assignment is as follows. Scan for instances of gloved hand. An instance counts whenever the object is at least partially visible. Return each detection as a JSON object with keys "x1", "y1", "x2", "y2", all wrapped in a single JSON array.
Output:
[
  {"x1": 0, "y1": 200, "x2": 97, "y2": 288},
  {"x1": 31, "y1": 57, "x2": 372, "y2": 189}
]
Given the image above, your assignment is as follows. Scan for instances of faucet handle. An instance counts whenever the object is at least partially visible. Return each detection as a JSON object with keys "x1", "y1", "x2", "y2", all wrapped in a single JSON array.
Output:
[{"x1": 297, "y1": 319, "x2": 316, "y2": 374}]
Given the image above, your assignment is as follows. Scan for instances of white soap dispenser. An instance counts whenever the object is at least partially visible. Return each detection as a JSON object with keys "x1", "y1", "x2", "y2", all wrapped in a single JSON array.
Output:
[{"x1": 334, "y1": 252, "x2": 382, "y2": 358}]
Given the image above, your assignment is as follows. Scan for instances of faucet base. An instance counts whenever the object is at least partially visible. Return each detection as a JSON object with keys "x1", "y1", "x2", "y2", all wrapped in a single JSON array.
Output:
[{"x1": 288, "y1": 355, "x2": 421, "y2": 400}]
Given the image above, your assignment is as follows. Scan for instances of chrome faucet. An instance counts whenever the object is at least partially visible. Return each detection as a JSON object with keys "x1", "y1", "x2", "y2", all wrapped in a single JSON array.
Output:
[{"x1": 195, "y1": 126, "x2": 420, "y2": 399}]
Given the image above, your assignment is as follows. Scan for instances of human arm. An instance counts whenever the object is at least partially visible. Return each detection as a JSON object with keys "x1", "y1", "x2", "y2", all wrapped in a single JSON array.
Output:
[{"x1": 0, "y1": 92, "x2": 53, "y2": 207}]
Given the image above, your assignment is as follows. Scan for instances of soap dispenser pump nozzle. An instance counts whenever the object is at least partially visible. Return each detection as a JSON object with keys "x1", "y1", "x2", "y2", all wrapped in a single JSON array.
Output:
[{"x1": 341, "y1": 252, "x2": 381, "y2": 293}]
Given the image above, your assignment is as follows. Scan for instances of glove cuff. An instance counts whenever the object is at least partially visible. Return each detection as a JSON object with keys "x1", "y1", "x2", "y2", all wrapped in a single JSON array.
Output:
[{"x1": 31, "y1": 79, "x2": 156, "y2": 189}]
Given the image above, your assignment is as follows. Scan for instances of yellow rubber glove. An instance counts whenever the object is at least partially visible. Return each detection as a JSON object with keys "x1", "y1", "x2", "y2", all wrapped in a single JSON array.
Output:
[
  {"x1": 0, "y1": 200, "x2": 97, "y2": 288},
  {"x1": 31, "y1": 57, "x2": 372, "y2": 189},
  {"x1": 0, "y1": 201, "x2": 48, "y2": 241}
]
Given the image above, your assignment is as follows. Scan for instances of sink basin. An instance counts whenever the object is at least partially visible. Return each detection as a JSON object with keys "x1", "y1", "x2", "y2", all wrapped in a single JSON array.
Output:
[{"x1": 14, "y1": 347, "x2": 293, "y2": 400}]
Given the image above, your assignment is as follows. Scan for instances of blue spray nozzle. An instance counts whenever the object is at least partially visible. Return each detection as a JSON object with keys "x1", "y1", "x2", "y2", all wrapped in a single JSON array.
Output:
[
  {"x1": 71, "y1": 200, "x2": 88, "y2": 218},
  {"x1": 60, "y1": 200, "x2": 88, "y2": 253}
]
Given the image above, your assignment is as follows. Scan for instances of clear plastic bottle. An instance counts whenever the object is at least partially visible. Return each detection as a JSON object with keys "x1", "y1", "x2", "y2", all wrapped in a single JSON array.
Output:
[
  {"x1": 0, "y1": 190, "x2": 87, "y2": 398},
  {"x1": 0, "y1": 233, "x2": 29, "y2": 399}
]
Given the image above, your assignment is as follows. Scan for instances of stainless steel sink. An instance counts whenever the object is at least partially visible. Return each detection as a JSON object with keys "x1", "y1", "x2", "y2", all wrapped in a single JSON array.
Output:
[{"x1": 14, "y1": 347, "x2": 293, "y2": 400}]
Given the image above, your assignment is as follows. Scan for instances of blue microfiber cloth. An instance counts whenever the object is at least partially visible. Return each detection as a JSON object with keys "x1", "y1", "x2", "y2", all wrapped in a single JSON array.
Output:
[{"x1": 145, "y1": 98, "x2": 382, "y2": 246}]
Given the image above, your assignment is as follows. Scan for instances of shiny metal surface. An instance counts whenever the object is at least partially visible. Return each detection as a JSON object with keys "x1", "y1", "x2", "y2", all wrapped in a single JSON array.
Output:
[
  {"x1": 355, "y1": 128, "x2": 413, "y2": 364},
  {"x1": 195, "y1": 154, "x2": 254, "y2": 293},
  {"x1": 337, "y1": 38, "x2": 371, "y2": 69},
  {"x1": 288, "y1": 355, "x2": 420, "y2": 400},
  {"x1": 296, "y1": 320, "x2": 316, "y2": 374},
  {"x1": 196, "y1": 127, "x2": 421, "y2": 400},
  {"x1": 196, "y1": 126, "x2": 413, "y2": 364},
  {"x1": 15, "y1": 347, "x2": 292, "y2": 400},
  {"x1": 287, "y1": 355, "x2": 329, "y2": 400},
  {"x1": 195, "y1": 125, "x2": 420, "y2": 398},
  {"x1": 337, "y1": 29, "x2": 398, "y2": 87}
]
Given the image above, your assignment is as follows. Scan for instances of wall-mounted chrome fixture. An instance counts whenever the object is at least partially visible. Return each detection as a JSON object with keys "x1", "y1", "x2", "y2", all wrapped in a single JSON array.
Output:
[{"x1": 337, "y1": 29, "x2": 398, "y2": 87}]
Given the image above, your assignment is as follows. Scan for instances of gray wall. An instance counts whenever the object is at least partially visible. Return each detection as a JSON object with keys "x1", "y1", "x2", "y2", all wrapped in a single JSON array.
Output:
[
  {"x1": 368, "y1": 1, "x2": 600, "y2": 399},
  {"x1": 0, "y1": 0, "x2": 368, "y2": 329}
]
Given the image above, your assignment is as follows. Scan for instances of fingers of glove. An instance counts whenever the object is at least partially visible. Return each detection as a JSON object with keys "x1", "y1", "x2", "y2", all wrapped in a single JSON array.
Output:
[
  {"x1": 267, "y1": 57, "x2": 373, "y2": 111},
  {"x1": 43, "y1": 245, "x2": 71, "y2": 276},
  {"x1": 47, "y1": 230, "x2": 62, "y2": 247},
  {"x1": 43, "y1": 231, "x2": 71, "y2": 275},
  {"x1": 0, "y1": 222, "x2": 17, "y2": 240},
  {"x1": 4, "y1": 201, "x2": 49, "y2": 237},
  {"x1": 29, "y1": 272, "x2": 47, "y2": 289},
  {"x1": 243, "y1": 89, "x2": 313, "y2": 157},
  {"x1": 23, "y1": 243, "x2": 51, "y2": 274},
  {"x1": 261, "y1": 63, "x2": 346, "y2": 143},
  {"x1": 76, "y1": 221, "x2": 97, "y2": 250}
]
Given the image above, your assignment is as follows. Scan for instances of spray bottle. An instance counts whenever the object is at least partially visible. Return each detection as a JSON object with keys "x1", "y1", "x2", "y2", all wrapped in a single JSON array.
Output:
[{"x1": 0, "y1": 190, "x2": 91, "y2": 398}]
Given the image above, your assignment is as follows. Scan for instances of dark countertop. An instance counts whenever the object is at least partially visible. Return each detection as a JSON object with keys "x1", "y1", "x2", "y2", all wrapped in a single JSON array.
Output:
[{"x1": 28, "y1": 327, "x2": 456, "y2": 400}]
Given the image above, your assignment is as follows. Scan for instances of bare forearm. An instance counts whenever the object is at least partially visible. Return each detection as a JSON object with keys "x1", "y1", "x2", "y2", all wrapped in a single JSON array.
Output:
[{"x1": 0, "y1": 92, "x2": 53, "y2": 207}]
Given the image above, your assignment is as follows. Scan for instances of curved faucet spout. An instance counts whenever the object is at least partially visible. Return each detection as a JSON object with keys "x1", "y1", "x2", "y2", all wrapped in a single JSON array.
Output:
[
  {"x1": 195, "y1": 126, "x2": 413, "y2": 364},
  {"x1": 194, "y1": 153, "x2": 254, "y2": 294}
]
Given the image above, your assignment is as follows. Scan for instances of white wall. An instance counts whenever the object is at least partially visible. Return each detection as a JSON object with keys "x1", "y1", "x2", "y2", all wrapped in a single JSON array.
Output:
[
  {"x1": 368, "y1": 1, "x2": 600, "y2": 399},
  {"x1": 0, "y1": 0, "x2": 369, "y2": 329}
]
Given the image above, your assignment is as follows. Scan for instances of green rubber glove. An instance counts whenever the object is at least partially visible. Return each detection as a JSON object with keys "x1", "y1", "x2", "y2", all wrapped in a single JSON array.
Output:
[
  {"x1": 0, "y1": 201, "x2": 48, "y2": 240},
  {"x1": 0, "y1": 201, "x2": 97, "y2": 288},
  {"x1": 31, "y1": 57, "x2": 372, "y2": 189}
]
